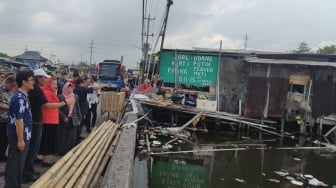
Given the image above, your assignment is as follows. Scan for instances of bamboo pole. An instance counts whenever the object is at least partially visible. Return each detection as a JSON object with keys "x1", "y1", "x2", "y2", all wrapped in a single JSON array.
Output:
[
  {"x1": 276, "y1": 146, "x2": 328, "y2": 150},
  {"x1": 151, "y1": 147, "x2": 247, "y2": 155},
  {"x1": 171, "y1": 112, "x2": 202, "y2": 134},
  {"x1": 78, "y1": 124, "x2": 119, "y2": 187},
  {"x1": 30, "y1": 144, "x2": 80, "y2": 188},
  {"x1": 89, "y1": 130, "x2": 122, "y2": 188},
  {"x1": 65, "y1": 124, "x2": 114, "y2": 188},
  {"x1": 54, "y1": 122, "x2": 114, "y2": 188},
  {"x1": 31, "y1": 121, "x2": 111, "y2": 188},
  {"x1": 146, "y1": 132, "x2": 151, "y2": 152},
  {"x1": 165, "y1": 137, "x2": 179, "y2": 145}
]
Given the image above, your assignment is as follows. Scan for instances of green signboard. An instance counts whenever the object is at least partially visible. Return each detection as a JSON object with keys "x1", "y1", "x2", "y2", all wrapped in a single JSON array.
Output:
[
  {"x1": 159, "y1": 52, "x2": 218, "y2": 86},
  {"x1": 150, "y1": 161, "x2": 209, "y2": 188}
]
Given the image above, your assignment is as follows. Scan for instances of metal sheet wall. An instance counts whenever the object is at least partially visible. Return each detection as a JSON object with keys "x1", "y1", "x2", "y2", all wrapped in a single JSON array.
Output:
[
  {"x1": 244, "y1": 77, "x2": 267, "y2": 117},
  {"x1": 268, "y1": 78, "x2": 289, "y2": 117},
  {"x1": 312, "y1": 79, "x2": 336, "y2": 118}
]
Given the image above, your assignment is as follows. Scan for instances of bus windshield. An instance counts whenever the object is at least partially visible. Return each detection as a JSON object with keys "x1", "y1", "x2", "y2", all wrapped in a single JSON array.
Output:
[{"x1": 99, "y1": 63, "x2": 120, "y2": 79}]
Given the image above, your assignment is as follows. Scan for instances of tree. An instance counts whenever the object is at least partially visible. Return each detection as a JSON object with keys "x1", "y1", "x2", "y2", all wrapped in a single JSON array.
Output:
[
  {"x1": 0, "y1": 52, "x2": 10, "y2": 58},
  {"x1": 293, "y1": 41, "x2": 311, "y2": 53},
  {"x1": 316, "y1": 45, "x2": 336, "y2": 55}
]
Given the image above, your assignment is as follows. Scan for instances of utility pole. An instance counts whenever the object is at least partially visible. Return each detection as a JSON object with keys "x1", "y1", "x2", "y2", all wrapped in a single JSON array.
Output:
[
  {"x1": 80, "y1": 53, "x2": 83, "y2": 64},
  {"x1": 89, "y1": 40, "x2": 93, "y2": 66},
  {"x1": 143, "y1": 14, "x2": 155, "y2": 77},
  {"x1": 244, "y1": 34, "x2": 248, "y2": 53},
  {"x1": 159, "y1": 0, "x2": 173, "y2": 53},
  {"x1": 151, "y1": 0, "x2": 173, "y2": 77}
]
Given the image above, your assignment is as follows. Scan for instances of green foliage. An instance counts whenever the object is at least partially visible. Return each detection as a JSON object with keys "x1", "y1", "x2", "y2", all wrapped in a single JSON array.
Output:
[
  {"x1": 0, "y1": 52, "x2": 10, "y2": 58},
  {"x1": 293, "y1": 41, "x2": 311, "y2": 53},
  {"x1": 316, "y1": 45, "x2": 336, "y2": 54}
]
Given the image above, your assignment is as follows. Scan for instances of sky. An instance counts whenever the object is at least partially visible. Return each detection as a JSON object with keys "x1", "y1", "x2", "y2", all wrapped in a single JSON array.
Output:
[{"x1": 0, "y1": 0, "x2": 335, "y2": 68}]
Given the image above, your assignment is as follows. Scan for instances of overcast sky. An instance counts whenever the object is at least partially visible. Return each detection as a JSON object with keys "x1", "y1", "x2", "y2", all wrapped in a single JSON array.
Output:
[{"x1": 0, "y1": 0, "x2": 335, "y2": 68}]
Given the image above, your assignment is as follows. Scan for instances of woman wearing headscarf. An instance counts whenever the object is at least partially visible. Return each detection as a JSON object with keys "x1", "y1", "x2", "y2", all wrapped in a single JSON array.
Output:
[
  {"x1": 39, "y1": 77, "x2": 59, "y2": 166},
  {"x1": 58, "y1": 82, "x2": 82, "y2": 155}
]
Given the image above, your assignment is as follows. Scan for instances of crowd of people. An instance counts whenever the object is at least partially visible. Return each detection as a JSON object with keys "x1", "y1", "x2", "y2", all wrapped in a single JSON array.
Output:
[{"x1": 0, "y1": 69, "x2": 108, "y2": 187}]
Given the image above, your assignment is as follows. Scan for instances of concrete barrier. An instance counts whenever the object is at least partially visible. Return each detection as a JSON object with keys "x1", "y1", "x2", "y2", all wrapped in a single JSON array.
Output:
[{"x1": 101, "y1": 100, "x2": 138, "y2": 188}]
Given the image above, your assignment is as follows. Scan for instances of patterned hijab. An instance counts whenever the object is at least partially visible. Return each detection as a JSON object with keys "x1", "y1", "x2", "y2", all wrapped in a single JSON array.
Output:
[{"x1": 62, "y1": 82, "x2": 75, "y2": 117}]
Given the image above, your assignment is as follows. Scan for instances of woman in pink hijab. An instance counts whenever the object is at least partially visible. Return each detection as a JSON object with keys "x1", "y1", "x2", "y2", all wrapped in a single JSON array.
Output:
[{"x1": 57, "y1": 82, "x2": 82, "y2": 155}]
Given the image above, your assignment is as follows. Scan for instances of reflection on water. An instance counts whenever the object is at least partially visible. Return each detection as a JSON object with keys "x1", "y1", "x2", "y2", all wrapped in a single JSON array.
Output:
[{"x1": 133, "y1": 131, "x2": 336, "y2": 188}]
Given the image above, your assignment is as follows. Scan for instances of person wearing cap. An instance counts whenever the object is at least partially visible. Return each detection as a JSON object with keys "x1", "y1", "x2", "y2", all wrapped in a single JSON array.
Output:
[{"x1": 22, "y1": 69, "x2": 73, "y2": 183}]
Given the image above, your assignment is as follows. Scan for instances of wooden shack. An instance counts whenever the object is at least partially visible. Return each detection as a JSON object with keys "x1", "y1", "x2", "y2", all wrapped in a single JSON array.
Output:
[{"x1": 158, "y1": 49, "x2": 336, "y2": 125}]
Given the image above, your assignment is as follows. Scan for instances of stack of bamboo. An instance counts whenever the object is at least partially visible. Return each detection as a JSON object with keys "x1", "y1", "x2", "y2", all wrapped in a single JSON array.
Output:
[{"x1": 30, "y1": 120, "x2": 121, "y2": 188}]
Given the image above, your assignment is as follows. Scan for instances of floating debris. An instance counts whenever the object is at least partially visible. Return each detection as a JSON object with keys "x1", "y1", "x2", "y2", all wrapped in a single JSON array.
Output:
[
  {"x1": 220, "y1": 177, "x2": 225, "y2": 181},
  {"x1": 309, "y1": 178, "x2": 328, "y2": 187},
  {"x1": 266, "y1": 178, "x2": 280, "y2": 183},
  {"x1": 290, "y1": 180, "x2": 303, "y2": 186},
  {"x1": 149, "y1": 134, "x2": 157, "y2": 139},
  {"x1": 234, "y1": 178, "x2": 246, "y2": 183},
  {"x1": 162, "y1": 144, "x2": 173, "y2": 149},
  {"x1": 138, "y1": 139, "x2": 146, "y2": 145},
  {"x1": 285, "y1": 176, "x2": 295, "y2": 181},
  {"x1": 177, "y1": 140, "x2": 184, "y2": 144},
  {"x1": 152, "y1": 140, "x2": 161, "y2": 147},
  {"x1": 274, "y1": 170, "x2": 289, "y2": 177},
  {"x1": 304, "y1": 174, "x2": 314, "y2": 179},
  {"x1": 261, "y1": 173, "x2": 266, "y2": 176},
  {"x1": 293, "y1": 157, "x2": 301, "y2": 161},
  {"x1": 173, "y1": 159, "x2": 186, "y2": 165}
]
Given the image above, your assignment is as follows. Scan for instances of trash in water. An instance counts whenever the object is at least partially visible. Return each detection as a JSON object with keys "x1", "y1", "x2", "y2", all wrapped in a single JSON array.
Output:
[
  {"x1": 173, "y1": 159, "x2": 186, "y2": 165},
  {"x1": 152, "y1": 140, "x2": 161, "y2": 146},
  {"x1": 220, "y1": 177, "x2": 225, "y2": 181},
  {"x1": 285, "y1": 176, "x2": 295, "y2": 181},
  {"x1": 274, "y1": 170, "x2": 289, "y2": 177},
  {"x1": 309, "y1": 178, "x2": 328, "y2": 186},
  {"x1": 162, "y1": 144, "x2": 173, "y2": 149},
  {"x1": 150, "y1": 134, "x2": 157, "y2": 139},
  {"x1": 290, "y1": 180, "x2": 303, "y2": 186},
  {"x1": 304, "y1": 174, "x2": 314, "y2": 179},
  {"x1": 293, "y1": 157, "x2": 301, "y2": 161},
  {"x1": 261, "y1": 173, "x2": 266, "y2": 176},
  {"x1": 234, "y1": 178, "x2": 246, "y2": 183},
  {"x1": 266, "y1": 178, "x2": 280, "y2": 183}
]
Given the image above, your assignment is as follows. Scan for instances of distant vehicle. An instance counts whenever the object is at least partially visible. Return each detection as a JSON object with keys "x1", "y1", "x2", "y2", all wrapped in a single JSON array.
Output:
[
  {"x1": 97, "y1": 60, "x2": 124, "y2": 91},
  {"x1": 0, "y1": 59, "x2": 30, "y2": 72}
]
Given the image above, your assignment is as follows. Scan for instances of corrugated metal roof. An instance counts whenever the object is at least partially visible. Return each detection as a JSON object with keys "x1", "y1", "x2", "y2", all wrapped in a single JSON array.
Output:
[
  {"x1": 245, "y1": 57, "x2": 336, "y2": 68},
  {"x1": 14, "y1": 51, "x2": 48, "y2": 61}
]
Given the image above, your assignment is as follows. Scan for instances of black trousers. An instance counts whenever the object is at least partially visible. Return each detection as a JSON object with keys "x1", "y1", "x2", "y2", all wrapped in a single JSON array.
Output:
[
  {"x1": 5, "y1": 141, "x2": 29, "y2": 188},
  {"x1": 0, "y1": 122, "x2": 8, "y2": 158},
  {"x1": 85, "y1": 103, "x2": 98, "y2": 131},
  {"x1": 23, "y1": 123, "x2": 42, "y2": 178}
]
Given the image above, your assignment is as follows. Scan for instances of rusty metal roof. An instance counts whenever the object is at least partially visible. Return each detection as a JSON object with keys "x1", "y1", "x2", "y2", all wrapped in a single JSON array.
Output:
[{"x1": 245, "y1": 57, "x2": 336, "y2": 68}]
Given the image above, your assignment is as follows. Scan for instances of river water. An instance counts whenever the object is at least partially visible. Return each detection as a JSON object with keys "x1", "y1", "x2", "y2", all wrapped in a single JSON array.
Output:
[{"x1": 133, "y1": 130, "x2": 336, "y2": 188}]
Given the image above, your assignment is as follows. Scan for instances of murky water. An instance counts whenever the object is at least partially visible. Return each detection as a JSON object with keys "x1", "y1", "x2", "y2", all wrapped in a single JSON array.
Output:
[{"x1": 133, "y1": 130, "x2": 336, "y2": 188}]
